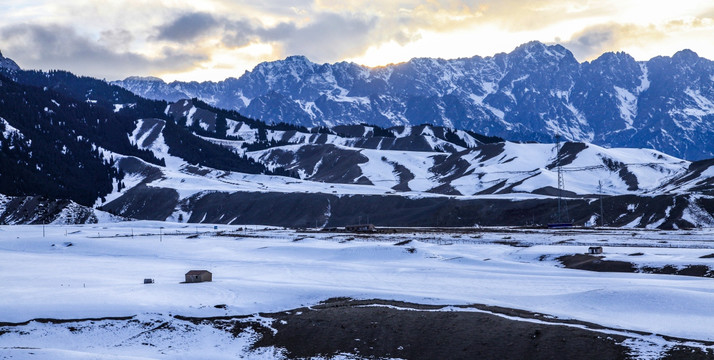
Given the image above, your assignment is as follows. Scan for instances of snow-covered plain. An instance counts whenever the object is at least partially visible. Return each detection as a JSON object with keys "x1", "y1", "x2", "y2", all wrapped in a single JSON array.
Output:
[{"x1": 2, "y1": 222, "x2": 714, "y2": 359}]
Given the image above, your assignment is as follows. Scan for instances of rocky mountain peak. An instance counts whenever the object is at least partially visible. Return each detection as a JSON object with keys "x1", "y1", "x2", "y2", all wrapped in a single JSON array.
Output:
[
  {"x1": 512, "y1": 41, "x2": 573, "y2": 62},
  {"x1": 592, "y1": 51, "x2": 636, "y2": 65},
  {"x1": 0, "y1": 50, "x2": 21, "y2": 71},
  {"x1": 672, "y1": 49, "x2": 700, "y2": 63},
  {"x1": 123, "y1": 76, "x2": 166, "y2": 83},
  {"x1": 284, "y1": 55, "x2": 312, "y2": 63},
  {"x1": 259, "y1": 55, "x2": 316, "y2": 73}
]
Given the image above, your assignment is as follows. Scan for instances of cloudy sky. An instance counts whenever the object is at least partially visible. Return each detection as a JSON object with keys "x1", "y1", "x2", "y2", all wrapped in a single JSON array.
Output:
[{"x1": 1, "y1": 0, "x2": 713, "y2": 82}]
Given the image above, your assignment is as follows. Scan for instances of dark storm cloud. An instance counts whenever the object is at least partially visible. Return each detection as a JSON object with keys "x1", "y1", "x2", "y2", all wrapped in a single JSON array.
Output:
[
  {"x1": 558, "y1": 23, "x2": 665, "y2": 61},
  {"x1": 217, "y1": 12, "x2": 380, "y2": 62},
  {"x1": 99, "y1": 29, "x2": 133, "y2": 50},
  {"x1": 0, "y1": 24, "x2": 207, "y2": 80},
  {"x1": 271, "y1": 13, "x2": 378, "y2": 61},
  {"x1": 559, "y1": 25, "x2": 618, "y2": 60},
  {"x1": 221, "y1": 19, "x2": 263, "y2": 48},
  {"x1": 155, "y1": 12, "x2": 220, "y2": 42},
  {"x1": 164, "y1": 11, "x2": 384, "y2": 62}
]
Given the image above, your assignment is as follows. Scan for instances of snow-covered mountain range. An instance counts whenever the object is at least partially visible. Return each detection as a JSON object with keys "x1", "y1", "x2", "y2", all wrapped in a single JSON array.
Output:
[
  {"x1": 1, "y1": 51, "x2": 714, "y2": 228},
  {"x1": 114, "y1": 41, "x2": 714, "y2": 160}
]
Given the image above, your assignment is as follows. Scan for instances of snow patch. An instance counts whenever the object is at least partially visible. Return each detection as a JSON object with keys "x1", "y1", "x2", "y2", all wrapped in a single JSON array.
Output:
[
  {"x1": 484, "y1": 104, "x2": 505, "y2": 121},
  {"x1": 236, "y1": 91, "x2": 251, "y2": 107},
  {"x1": 185, "y1": 106, "x2": 197, "y2": 127},
  {"x1": 683, "y1": 88, "x2": 714, "y2": 117},
  {"x1": 394, "y1": 125, "x2": 412, "y2": 138},
  {"x1": 614, "y1": 86, "x2": 637, "y2": 129},
  {"x1": 564, "y1": 102, "x2": 590, "y2": 129},
  {"x1": 298, "y1": 101, "x2": 320, "y2": 120},
  {"x1": 621, "y1": 337, "x2": 669, "y2": 360},
  {"x1": 680, "y1": 197, "x2": 714, "y2": 227},
  {"x1": 624, "y1": 216, "x2": 643, "y2": 228},
  {"x1": 129, "y1": 119, "x2": 183, "y2": 170},
  {"x1": 636, "y1": 64, "x2": 650, "y2": 93},
  {"x1": 0, "y1": 117, "x2": 23, "y2": 139}
]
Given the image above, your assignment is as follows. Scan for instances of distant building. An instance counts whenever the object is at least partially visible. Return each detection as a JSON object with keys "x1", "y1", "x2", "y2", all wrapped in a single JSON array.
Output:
[
  {"x1": 547, "y1": 223, "x2": 573, "y2": 229},
  {"x1": 345, "y1": 224, "x2": 376, "y2": 232},
  {"x1": 185, "y1": 270, "x2": 212, "y2": 283},
  {"x1": 143, "y1": 278, "x2": 154, "y2": 284},
  {"x1": 588, "y1": 246, "x2": 603, "y2": 254}
]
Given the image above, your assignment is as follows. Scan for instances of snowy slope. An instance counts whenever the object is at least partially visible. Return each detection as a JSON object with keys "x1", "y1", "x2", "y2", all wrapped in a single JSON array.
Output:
[
  {"x1": 2, "y1": 224, "x2": 714, "y2": 358},
  {"x1": 248, "y1": 136, "x2": 690, "y2": 196},
  {"x1": 121, "y1": 110, "x2": 697, "y2": 197},
  {"x1": 161, "y1": 102, "x2": 697, "y2": 197},
  {"x1": 94, "y1": 107, "x2": 714, "y2": 229}
]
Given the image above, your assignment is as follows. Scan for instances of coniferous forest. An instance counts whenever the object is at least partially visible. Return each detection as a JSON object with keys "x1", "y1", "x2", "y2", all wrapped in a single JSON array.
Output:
[{"x1": 0, "y1": 67, "x2": 299, "y2": 205}]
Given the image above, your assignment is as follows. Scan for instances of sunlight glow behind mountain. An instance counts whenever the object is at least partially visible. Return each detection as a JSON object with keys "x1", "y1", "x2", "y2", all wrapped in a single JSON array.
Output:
[{"x1": 1, "y1": 1, "x2": 714, "y2": 81}]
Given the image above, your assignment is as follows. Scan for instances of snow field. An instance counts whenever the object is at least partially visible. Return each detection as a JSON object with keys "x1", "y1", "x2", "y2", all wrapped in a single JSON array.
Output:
[
  {"x1": 0, "y1": 312, "x2": 285, "y2": 360},
  {"x1": 1, "y1": 223, "x2": 714, "y2": 345}
]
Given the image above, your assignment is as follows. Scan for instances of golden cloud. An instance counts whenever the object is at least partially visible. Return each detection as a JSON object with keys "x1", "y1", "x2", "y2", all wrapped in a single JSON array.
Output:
[{"x1": 3, "y1": 0, "x2": 714, "y2": 81}]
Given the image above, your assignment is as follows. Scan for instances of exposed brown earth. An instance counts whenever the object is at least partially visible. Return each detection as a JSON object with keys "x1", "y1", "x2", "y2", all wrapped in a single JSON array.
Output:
[
  {"x1": 180, "y1": 299, "x2": 714, "y2": 360},
  {"x1": 4, "y1": 299, "x2": 714, "y2": 359},
  {"x1": 558, "y1": 254, "x2": 714, "y2": 278}
]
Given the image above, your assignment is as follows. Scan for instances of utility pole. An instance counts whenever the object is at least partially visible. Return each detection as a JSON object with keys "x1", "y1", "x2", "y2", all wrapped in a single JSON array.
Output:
[
  {"x1": 554, "y1": 134, "x2": 570, "y2": 223},
  {"x1": 598, "y1": 180, "x2": 605, "y2": 227},
  {"x1": 555, "y1": 134, "x2": 563, "y2": 222}
]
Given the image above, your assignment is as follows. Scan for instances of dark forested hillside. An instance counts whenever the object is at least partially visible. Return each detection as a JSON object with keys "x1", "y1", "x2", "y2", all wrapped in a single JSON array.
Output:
[
  {"x1": 0, "y1": 69, "x2": 297, "y2": 206},
  {"x1": 0, "y1": 75, "x2": 116, "y2": 204},
  {"x1": 0, "y1": 72, "x2": 166, "y2": 205}
]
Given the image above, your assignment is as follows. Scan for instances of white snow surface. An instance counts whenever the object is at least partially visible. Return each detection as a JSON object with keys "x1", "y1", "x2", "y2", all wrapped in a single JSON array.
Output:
[
  {"x1": 242, "y1": 137, "x2": 691, "y2": 199},
  {"x1": 226, "y1": 120, "x2": 257, "y2": 141},
  {"x1": 2, "y1": 224, "x2": 714, "y2": 358},
  {"x1": 636, "y1": 63, "x2": 650, "y2": 92},
  {"x1": 614, "y1": 86, "x2": 637, "y2": 129},
  {"x1": 683, "y1": 88, "x2": 714, "y2": 117},
  {"x1": 0, "y1": 117, "x2": 23, "y2": 139},
  {"x1": 128, "y1": 119, "x2": 183, "y2": 170}
]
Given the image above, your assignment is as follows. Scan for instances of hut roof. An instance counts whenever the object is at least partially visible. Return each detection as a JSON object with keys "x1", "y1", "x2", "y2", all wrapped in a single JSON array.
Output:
[{"x1": 186, "y1": 270, "x2": 211, "y2": 275}]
